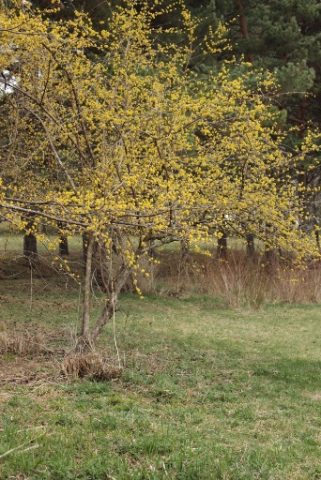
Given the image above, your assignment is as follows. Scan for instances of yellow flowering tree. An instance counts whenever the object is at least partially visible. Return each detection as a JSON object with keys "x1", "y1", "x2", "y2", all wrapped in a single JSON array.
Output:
[{"x1": 0, "y1": 1, "x2": 318, "y2": 347}]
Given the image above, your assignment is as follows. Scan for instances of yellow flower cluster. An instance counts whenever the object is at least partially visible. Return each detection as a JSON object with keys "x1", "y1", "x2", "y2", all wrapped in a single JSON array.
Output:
[{"x1": 0, "y1": 0, "x2": 319, "y2": 265}]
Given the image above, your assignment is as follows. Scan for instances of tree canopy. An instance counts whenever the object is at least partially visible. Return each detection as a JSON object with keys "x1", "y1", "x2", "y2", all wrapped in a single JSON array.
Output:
[{"x1": 0, "y1": 0, "x2": 319, "y2": 343}]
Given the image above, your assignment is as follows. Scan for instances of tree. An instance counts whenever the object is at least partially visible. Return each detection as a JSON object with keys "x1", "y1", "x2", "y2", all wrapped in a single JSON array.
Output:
[{"x1": 0, "y1": 1, "x2": 318, "y2": 348}]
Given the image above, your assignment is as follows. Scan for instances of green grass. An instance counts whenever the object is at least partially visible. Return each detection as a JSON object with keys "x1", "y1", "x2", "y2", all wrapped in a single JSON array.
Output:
[{"x1": 1, "y1": 280, "x2": 321, "y2": 479}]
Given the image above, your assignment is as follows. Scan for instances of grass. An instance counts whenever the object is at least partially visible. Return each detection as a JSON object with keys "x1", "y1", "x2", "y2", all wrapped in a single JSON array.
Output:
[{"x1": 0, "y1": 277, "x2": 321, "y2": 479}]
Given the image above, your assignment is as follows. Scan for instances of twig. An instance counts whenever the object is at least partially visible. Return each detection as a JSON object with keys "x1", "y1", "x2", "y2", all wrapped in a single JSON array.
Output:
[
  {"x1": 162, "y1": 462, "x2": 169, "y2": 477},
  {"x1": 0, "y1": 440, "x2": 40, "y2": 461},
  {"x1": 0, "y1": 444, "x2": 26, "y2": 460},
  {"x1": 105, "y1": 474, "x2": 117, "y2": 480},
  {"x1": 0, "y1": 203, "x2": 88, "y2": 227},
  {"x1": 24, "y1": 107, "x2": 76, "y2": 191}
]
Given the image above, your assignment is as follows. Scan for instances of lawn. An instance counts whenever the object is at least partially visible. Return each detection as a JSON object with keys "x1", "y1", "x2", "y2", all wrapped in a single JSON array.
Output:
[{"x1": 0, "y1": 278, "x2": 321, "y2": 479}]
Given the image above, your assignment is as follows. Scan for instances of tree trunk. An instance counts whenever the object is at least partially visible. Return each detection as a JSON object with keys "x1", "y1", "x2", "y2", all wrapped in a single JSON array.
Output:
[
  {"x1": 23, "y1": 232, "x2": 38, "y2": 260},
  {"x1": 77, "y1": 235, "x2": 131, "y2": 348},
  {"x1": 80, "y1": 234, "x2": 95, "y2": 341},
  {"x1": 235, "y1": 0, "x2": 253, "y2": 62},
  {"x1": 217, "y1": 232, "x2": 228, "y2": 259},
  {"x1": 180, "y1": 238, "x2": 189, "y2": 264},
  {"x1": 316, "y1": 230, "x2": 321, "y2": 253},
  {"x1": 91, "y1": 267, "x2": 131, "y2": 342},
  {"x1": 82, "y1": 232, "x2": 89, "y2": 264},
  {"x1": 59, "y1": 235, "x2": 69, "y2": 256},
  {"x1": 246, "y1": 234, "x2": 255, "y2": 258}
]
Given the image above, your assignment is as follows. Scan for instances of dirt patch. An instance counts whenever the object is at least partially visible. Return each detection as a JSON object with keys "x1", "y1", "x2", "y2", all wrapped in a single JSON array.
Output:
[
  {"x1": 0, "y1": 392, "x2": 12, "y2": 403},
  {"x1": 0, "y1": 326, "x2": 67, "y2": 386},
  {"x1": 304, "y1": 391, "x2": 321, "y2": 401},
  {"x1": 0, "y1": 323, "x2": 67, "y2": 355},
  {"x1": 0, "y1": 356, "x2": 60, "y2": 387}
]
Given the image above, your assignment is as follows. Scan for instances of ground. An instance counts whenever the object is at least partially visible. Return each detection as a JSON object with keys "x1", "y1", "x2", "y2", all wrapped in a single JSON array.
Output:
[{"x1": 0, "y1": 276, "x2": 321, "y2": 480}]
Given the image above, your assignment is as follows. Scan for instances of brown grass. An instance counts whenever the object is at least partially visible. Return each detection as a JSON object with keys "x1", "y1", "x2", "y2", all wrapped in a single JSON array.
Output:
[
  {"x1": 0, "y1": 330, "x2": 47, "y2": 356},
  {"x1": 0, "y1": 356, "x2": 58, "y2": 386},
  {"x1": 140, "y1": 250, "x2": 321, "y2": 307},
  {"x1": 61, "y1": 352, "x2": 123, "y2": 381}
]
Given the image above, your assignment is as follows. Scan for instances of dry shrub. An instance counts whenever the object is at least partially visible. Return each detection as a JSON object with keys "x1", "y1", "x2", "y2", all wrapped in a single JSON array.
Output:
[
  {"x1": 203, "y1": 253, "x2": 267, "y2": 308},
  {"x1": 204, "y1": 254, "x2": 321, "y2": 306},
  {"x1": 61, "y1": 352, "x2": 122, "y2": 381},
  {"x1": 269, "y1": 265, "x2": 321, "y2": 304},
  {"x1": 0, "y1": 330, "x2": 46, "y2": 356},
  {"x1": 138, "y1": 249, "x2": 321, "y2": 307}
]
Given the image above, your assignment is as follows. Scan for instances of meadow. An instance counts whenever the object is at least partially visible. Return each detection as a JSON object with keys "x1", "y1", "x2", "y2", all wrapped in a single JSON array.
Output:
[{"x1": 1, "y1": 250, "x2": 321, "y2": 479}]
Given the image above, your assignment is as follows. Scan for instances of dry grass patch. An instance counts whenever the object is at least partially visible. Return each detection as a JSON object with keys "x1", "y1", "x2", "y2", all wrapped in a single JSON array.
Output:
[
  {"x1": 0, "y1": 330, "x2": 47, "y2": 356},
  {"x1": 144, "y1": 250, "x2": 321, "y2": 307},
  {"x1": 61, "y1": 352, "x2": 122, "y2": 381},
  {"x1": 0, "y1": 357, "x2": 58, "y2": 386},
  {"x1": 0, "y1": 326, "x2": 66, "y2": 386},
  {"x1": 303, "y1": 391, "x2": 321, "y2": 401}
]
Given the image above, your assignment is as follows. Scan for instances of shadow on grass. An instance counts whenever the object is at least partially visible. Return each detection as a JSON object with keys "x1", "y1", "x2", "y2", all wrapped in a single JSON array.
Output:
[{"x1": 253, "y1": 357, "x2": 321, "y2": 389}]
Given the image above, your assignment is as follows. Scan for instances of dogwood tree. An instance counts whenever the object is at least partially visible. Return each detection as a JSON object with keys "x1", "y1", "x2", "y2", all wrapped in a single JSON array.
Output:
[{"x1": 0, "y1": 1, "x2": 318, "y2": 347}]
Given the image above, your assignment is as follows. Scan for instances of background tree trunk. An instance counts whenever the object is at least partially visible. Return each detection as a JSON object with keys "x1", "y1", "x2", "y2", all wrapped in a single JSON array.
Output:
[
  {"x1": 246, "y1": 233, "x2": 255, "y2": 258},
  {"x1": 235, "y1": 0, "x2": 253, "y2": 62},
  {"x1": 315, "y1": 230, "x2": 321, "y2": 253},
  {"x1": 217, "y1": 232, "x2": 228, "y2": 259},
  {"x1": 59, "y1": 235, "x2": 69, "y2": 256},
  {"x1": 23, "y1": 232, "x2": 37, "y2": 260}
]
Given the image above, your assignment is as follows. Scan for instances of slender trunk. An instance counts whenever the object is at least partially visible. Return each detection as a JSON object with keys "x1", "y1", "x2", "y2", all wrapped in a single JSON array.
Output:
[
  {"x1": 246, "y1": 233, "x2": 255, "y2": 258},
  {"x1": 91, "y1": 267, "x2": 130, "y2": 341},
  {"x1": 59, "y1": 235, "x2": 69, "y2": 256},
  {"x1": 80, "y1": 234, "x2": 94, "y2": 339},
  {"x1": 91, "y1": 295, "x2": 116, "y2": 342},
  {"x1": 217, "y1": 232, "x2": 228, "y2": 259}
]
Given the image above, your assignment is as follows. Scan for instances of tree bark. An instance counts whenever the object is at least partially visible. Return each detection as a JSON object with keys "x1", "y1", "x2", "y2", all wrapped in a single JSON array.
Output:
[
  {"x1": 246, "y1": 233, "x2": 255, "y2": 258},
  {"x1": 180, "y1": 238, "x2": 189, "y2": 263},
  {"x1": 217, "y1": 232, "x2": 228, "y2": 259},
  {"x1": 82, "y1": 232, "x2": 89, "y2": 264},
  {"x1": 91, "y1": 267, "x2": 130, "y2": 341},
  {"x1": 23, "y1": 232, "x2": 38, "y2": 259},
  {"x1": 80, "y1": 234, "x2": 94, "y2": 340},
  {"x1": 59, "y1": 235, "x2": 69, "y2": 256},
  {"x1": 235, "y1": 0, "x2": 253, "y2": 62},
  {"x1": 315, "y1": 230, "x2": 320, "y2": 253}
]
